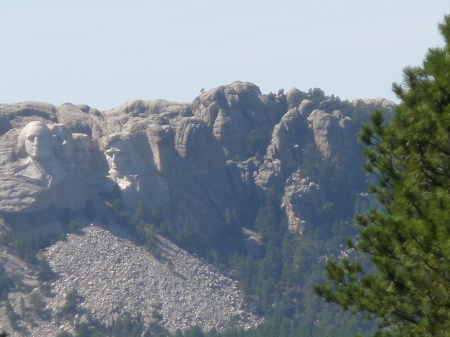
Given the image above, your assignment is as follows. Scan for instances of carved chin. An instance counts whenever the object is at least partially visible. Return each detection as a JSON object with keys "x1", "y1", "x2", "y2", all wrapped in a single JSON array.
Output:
[{"x1": 30, "y1": 150, "x2": 51, "y2": 160}]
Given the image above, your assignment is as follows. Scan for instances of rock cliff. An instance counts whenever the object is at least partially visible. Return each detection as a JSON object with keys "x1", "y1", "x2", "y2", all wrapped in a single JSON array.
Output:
[{"x1": 0, "y1": 82, "x2": 396, "y2": 335}]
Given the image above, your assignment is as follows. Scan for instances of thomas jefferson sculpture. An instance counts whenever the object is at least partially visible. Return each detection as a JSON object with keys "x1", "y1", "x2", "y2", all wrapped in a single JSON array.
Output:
[
  {"x1": 49, "y1": 124, "x2": 75, "y2": 164},
  {"x1": 73, "y1": 133, "x2": 93, "y2": 171}
]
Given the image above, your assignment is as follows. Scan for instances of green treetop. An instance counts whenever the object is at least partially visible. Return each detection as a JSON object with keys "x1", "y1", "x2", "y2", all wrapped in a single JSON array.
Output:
[{"x1": 315, "y1": 14, "x2": 450, "y2": 337}]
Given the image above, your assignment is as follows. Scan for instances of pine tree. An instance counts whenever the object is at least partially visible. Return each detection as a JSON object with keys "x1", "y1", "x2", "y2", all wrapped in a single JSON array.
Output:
[
  {"x1": 315, "y1": 15, "x2": 450, "y2": 337},
  {"x1": 4, "y1": 300, "x2": 19, "y2": 330}
]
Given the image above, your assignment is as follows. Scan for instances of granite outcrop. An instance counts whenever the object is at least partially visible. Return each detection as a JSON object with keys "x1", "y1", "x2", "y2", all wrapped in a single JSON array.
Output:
[
  {"x1": 0, "y1": 82, "x2": 396, "y2": 334},
  {"x1": 0, "y1": 84, "x2": 395, "y2": 236}
]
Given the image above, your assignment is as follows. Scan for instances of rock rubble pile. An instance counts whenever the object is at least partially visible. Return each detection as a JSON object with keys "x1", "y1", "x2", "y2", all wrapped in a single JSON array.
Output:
[{"x1": 43, "y1": 225, "x2": 260, "y2": 333}]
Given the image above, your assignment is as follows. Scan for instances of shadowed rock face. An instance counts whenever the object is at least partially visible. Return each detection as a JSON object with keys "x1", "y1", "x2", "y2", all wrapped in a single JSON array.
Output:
[
  {"x1": 0, "y1": 82, "x2": 397, "y2": 334},
  {"x1": 0, "y1": 82, "x2": 396, "y2": 236},
  {"x1": 0, "y1": 97, "x2": 238, "y2": 240},
  {"x1": 192, "y1": 81, "x2": 287, "y2": 159}
]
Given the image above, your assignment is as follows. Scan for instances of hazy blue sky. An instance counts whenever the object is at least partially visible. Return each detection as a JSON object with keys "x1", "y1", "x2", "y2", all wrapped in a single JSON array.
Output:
[{"x1": 1, "y1": 1, "x2": 449, "y2": 111}]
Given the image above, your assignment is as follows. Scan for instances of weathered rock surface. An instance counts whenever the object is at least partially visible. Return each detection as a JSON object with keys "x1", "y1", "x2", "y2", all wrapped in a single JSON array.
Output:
[
  {"x1": 192, "y1": 81, "x2": 286, "y2": 159},
  {"x1": 307, "y1": 110, "x2": 349, "y2": 159},
  {"x1": 255, "y1": 107, "x2": 310, "y2": 187},
  {"x1": 351, "y1": 97, "x2": 397, "y2": 112},
  {"x1": 46, "y1": 225, "x2": 259, "y2": 333},
  {"x1": 0, "y1": 98, "x2": 238, "y2": 239},
  {"x1": 281, "y1": 173, "x2": 325, "y2": 233},
  {"x1": 0, "y1": 82, "x2": 397, "y2": 333},
  {"x1": 0, "y1": 87, "x2": 396, "y2": 235},
  {"x1": 0, "y1": 225, "x2": 260, "y2": 335}
]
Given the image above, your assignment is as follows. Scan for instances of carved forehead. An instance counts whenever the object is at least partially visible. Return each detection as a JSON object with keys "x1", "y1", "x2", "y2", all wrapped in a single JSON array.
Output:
[
  {"x1": 49, "y1": 124, "x2": 72, "y2": 139},
  {"x1": 103, "y1": 133, "x2": 133, "y2": 152},
  {"x1": 73, "y1": 134, "x2": 92, "y2": 149},
  {"x1": 105, "y1": 141, "x2": 130, "y2": 154},
  {"x1": 22, "y1": 121, "x2": 52, "y2": 138}
]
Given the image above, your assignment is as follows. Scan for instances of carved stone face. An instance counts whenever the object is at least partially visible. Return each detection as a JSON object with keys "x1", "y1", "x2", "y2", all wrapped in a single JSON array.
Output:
[
  {"x1": 105, "y1": 140, "x2": 131, "y2": 176},
  {"x1": 74, "y1": 135, "x2": 92, "y2": 170},
  {"x1": 51, "y1": 125, "x2": 74, "y2": 163},
  {"x1": 24, "y1": 123, "x2": 53, "y2": 161}
]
